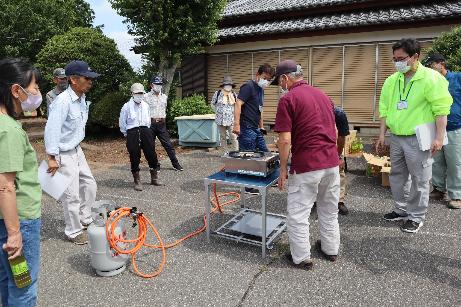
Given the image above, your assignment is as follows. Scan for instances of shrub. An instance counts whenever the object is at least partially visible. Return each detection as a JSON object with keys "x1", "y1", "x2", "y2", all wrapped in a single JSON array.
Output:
[
  {"x1": 166, "y1": 94, "x2": 214, "y2": 136},
  {"x1": 36, "y1": 27, "x2": 135, "y2": 124},
  {"x1": 90, "y1": 91, "x2": 130, "y2": 130},
  {"x1": 426, "y1": 26, "x2": 461, "y2": 72}
]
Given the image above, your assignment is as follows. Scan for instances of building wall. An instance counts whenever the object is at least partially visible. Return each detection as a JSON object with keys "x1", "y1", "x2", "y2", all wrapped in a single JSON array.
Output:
[{"x1": 206, "y1": 24, "x2": 459, "y2": 125}]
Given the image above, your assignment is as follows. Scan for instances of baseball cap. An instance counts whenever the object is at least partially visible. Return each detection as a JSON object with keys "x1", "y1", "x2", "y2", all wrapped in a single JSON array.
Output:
[
  {"x1": 53, "y1": 68, "x2": 66, "y2": 78},
  {"x1": 423, "y1": 53, "x2": 446, "y2": 67},
  {"x1": 65, "y1": 60, "x2": 100, "y2": 78},
  {"x1": 150, "y1": 76, "x2": 164, "y2": 85},
  {"x1": 131, "y1": 83, "x2": 146, "y2": 94},
  {"x1": 271, "y1": 60, "x2": 298, "y2": 85}
]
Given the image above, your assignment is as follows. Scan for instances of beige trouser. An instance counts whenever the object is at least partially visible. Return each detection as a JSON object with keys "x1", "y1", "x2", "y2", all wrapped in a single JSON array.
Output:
[
  {"x1": 339, "y1": 166, "x2": 346, "y2": 202},
  {"x1": 218, "y1": 125, "x2": 238, "y2": 151},
  {"x1": 287, "y1": 166, "x2": 340, "y2": 264},
  {"x1": 58, "y1": 146, "x2": 97, "y2": 238}
]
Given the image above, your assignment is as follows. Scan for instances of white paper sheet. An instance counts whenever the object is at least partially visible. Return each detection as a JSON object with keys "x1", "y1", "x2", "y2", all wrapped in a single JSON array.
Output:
[
  {"x1": 38, "y1": 160, "x2": 72, "y2": 200},
  {"x1": 414, "y1": 122, "x2": 448, "y2": 151}
]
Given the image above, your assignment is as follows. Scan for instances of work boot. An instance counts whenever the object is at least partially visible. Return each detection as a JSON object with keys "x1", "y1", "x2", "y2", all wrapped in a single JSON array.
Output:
[
  {"x1": 338, "y1": 202, "x2": 349, "y2": 215},
  {"x1": 429, "y1": 188, "x2": 449, "y2": 201},
  {"x1": 133, "y1": 171, "x2": 143, "y2": 191},
  {"x1": 447, "y1": 199, "x2": 461, "y2": 209},
  {"x1": 150, "y1": 169, "x2": 163, "y2": 186}
]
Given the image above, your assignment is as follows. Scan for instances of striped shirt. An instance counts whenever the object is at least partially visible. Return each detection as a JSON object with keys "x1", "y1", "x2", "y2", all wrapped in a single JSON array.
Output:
[{"x1": 44, "y1": 87, "x2": 89, "y2": 156}]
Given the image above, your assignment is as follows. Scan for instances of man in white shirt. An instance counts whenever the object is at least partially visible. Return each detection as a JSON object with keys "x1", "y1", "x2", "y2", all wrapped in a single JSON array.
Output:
[
  {"x1": 120, "y1": 83, "x2": 162, "y2": 191},
  {"x1": 144, "y1": 76, "x2": 183, "y2": 171},
  {"x1": 45, "y1": 60, "x2": 99, "y2": 245}
]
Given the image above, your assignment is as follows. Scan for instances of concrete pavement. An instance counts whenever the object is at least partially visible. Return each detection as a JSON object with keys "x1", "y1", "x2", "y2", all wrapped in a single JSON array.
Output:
[{"x1": 38, "y1": 150, "x2": 461, "y2": 306}]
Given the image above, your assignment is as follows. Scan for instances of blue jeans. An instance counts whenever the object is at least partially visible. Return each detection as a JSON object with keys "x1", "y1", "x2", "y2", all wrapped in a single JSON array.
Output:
[
  {"x1": 0, "y1": 218, "x2": 41, "y2": 307},
  {"x1": 238, "y1": 126, "x2": 268, "y2": 152}
]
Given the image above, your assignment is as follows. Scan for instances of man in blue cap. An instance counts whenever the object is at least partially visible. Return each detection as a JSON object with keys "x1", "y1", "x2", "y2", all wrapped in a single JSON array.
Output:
[
  {"x1": 424, "y1": 53, "x2": 461, "y2": 209},
  {"x1": 44, "y1": 60, "x2": 100, "y2": 245},
  {"x1": 144, "y1": 76, "x2": 183, "y2": 171}
]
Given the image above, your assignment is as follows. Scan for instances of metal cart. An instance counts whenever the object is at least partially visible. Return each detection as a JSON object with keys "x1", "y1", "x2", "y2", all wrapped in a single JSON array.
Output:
[{"x1": 204, "y1": 169, "x2": 286, "y2": 258}]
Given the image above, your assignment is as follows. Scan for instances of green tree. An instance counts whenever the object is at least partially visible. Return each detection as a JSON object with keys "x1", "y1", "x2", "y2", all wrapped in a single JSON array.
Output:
[
  {"x1": 0, "y1": 0, "x2": 95, "y2": 61},
  {"x1": 36, "y1": 27, "x2": 135, "y2": 125},
  {"x1": 426, "y1": 26, "x2": 461, "y2": 72},
  {"x1": 109, "y1": 0, "x2": 226, "y2": 95}
]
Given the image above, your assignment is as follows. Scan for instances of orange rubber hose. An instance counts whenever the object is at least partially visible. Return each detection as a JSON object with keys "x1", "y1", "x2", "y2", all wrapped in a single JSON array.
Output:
[{"x1": 105, "y1": 183, "x2": 240, "y2": 278}]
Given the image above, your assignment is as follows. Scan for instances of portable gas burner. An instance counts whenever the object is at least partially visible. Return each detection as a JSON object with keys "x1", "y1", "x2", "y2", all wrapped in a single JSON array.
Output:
[{"x1": 221, "y1": 151, "x2": 279, "y2": 177}]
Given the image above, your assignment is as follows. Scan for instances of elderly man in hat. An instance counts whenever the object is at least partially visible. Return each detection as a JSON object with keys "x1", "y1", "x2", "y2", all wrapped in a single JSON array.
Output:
[
  {"x1": 211, "y1": 75, "x2": 238, "y2": 152},
  {"x1": 144, "y1": 76, "x2": 183, "y2": 171},
  {"x1": 274, "y1": 59, "x2": 340, "y2": 269},
  {"x1": 44, "y1": 60, "x2": 100, "y2": 245},
  {"x1": 424, "y1": 53, "x2": 461, "y2": 209},
  {"x1": 120, "y1": 83, "x2": 161, "y2": 191},
  {"x1": 45, "y1": 67, "x2": 67, "y2": 116}
]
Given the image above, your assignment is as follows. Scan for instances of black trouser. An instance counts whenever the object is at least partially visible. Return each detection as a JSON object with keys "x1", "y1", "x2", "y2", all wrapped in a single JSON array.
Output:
[
  {"x1": 150, "y1": 119, "x2": 179, "y2": 165},
  {"x1": 126, "y1": 126, "x2": 158, "y2": 172}
]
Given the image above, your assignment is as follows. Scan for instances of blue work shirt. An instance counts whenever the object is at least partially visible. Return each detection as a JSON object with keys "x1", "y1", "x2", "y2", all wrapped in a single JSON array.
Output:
[
  {"x1": 237, "y1": 80, "x2": 264, "y2": 128},
  {"x1": 44, "y1": 87, "x2": 89, "y2": 156},
  {"x1": 333, "y1": 106, "x2": 350, "y2": 137},
  {"x1": 446, "y1": 71, "x2": 461, "y2": 131}
]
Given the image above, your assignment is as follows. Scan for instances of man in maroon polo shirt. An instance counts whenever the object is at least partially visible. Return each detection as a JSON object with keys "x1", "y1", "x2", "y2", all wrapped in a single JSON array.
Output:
[{"x1": 273, "y1": 60, "x2": 340, "y2": 270}]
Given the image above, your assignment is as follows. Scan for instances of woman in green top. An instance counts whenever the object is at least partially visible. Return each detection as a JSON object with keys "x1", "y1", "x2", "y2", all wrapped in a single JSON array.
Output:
[{"x1": 0, "y1": 58, "x2": 42, "y2": 306}]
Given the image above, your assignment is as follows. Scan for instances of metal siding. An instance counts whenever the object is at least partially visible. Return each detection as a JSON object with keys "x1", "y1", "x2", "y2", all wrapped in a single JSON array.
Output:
[
  {"x1": 343, "y1": 44, "x2": 376, "y2": 123},
  {"x1": 228, "y1": 52, "x2": 253, "y2": 96},
  {"x1": 207, "y1": 55, "x2": 228, "y2": 104},
  {"x1": 252, "y1": 51, "x2": 279, "y2": 123},
  {"x1": 311, "y1": 47, "x2": 343, "y2": 106}
]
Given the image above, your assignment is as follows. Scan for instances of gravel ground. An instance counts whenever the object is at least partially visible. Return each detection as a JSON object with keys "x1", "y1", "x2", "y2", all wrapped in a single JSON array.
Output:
[{"x1": 36, "y1": 148, "x2": 460, "y2": 307}]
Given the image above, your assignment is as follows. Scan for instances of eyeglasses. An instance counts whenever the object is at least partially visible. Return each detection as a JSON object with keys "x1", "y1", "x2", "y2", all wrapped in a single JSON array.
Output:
[{"x1": 392, "y1": 55, "x2": 410, "y2": 63}]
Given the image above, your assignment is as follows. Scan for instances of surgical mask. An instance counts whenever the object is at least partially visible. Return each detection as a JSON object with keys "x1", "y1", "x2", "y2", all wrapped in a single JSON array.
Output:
[
  {"x1": 58, "y1": 81, "x2": 68, "y2": 91},
  {"x1": 223, "y1": 85, "x2": 233, "y2": 92},
  {"x1": 257, "y1": 78, "x2": 269, "y2": 89},
  {"x1": 133, "y1": 94, "x2": 144, "y2": 103},
  {"x1": 152, "y1": 84, "x2": 162, "y2": 93},
  {"x1": 394, "y1": 60, "x2": 411, "y2": 73},
  {"x1": 19, "y1": 86, "x2": 42, "y2": 112}
]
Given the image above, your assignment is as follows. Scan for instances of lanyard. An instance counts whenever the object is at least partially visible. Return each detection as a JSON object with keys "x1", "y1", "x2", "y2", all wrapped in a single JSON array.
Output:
[{"x1": 398, "y1": 79, "x2": 414, "y2": 102}]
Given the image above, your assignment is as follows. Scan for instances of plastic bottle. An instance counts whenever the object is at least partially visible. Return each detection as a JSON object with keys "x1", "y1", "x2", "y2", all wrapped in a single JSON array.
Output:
[{"x1": 9, "y1": 255, "x2": 32, "y2": 288}]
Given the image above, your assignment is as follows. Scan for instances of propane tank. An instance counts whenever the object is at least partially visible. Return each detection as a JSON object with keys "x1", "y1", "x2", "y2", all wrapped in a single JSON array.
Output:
[{"x1": 87, "y1": 200, "x2": 129, "y2": 277}]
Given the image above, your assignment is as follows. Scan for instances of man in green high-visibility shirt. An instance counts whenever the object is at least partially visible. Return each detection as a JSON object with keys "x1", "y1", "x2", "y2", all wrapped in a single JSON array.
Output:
[{"x1": 376, "y1": 38, "x2": 453, "y2": 233}]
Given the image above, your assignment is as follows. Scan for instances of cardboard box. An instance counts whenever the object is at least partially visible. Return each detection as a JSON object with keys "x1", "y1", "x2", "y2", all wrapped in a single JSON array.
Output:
[
  {"x1": 363, "y1": 153, "x2": 391, "y2": 186},
  {"x1": 381, "y1": 166, "x2": 391, "y2": 187}
]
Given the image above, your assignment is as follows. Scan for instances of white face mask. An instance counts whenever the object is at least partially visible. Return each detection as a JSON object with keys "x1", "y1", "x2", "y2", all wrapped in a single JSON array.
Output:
[
  {"x1": 223, "y1": 85, "x2": 233, "y2": 92},
  {"x1": 257, "y1": 78, "x2": 269, "y2": 89},
  {"x1": 19, "y1": 86, "x2": 42, "y2": 112},
  {"x1": 152, "y1": 84, "x2": 162, "y2": 93},
  {"x1": 395, "y1": 60, "x2": 411, "y2": 74},
  {"x1": 132, "y1": 94, "x2": 143, "y2": 103}
]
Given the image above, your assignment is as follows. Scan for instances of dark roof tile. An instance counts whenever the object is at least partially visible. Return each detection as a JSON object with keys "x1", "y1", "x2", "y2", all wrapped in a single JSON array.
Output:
[
  {"x1": 218, "y1": 2, "x2": 461, "y2": 39},
  {"x1": 223, "y1": 0, "x2": 368, "y2": 18}
]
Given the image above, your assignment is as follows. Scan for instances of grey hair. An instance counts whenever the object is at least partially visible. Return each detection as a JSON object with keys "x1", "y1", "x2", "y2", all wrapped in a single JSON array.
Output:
[{"x1": 287, "y1": 65, "x2": 303, "y2": 79}]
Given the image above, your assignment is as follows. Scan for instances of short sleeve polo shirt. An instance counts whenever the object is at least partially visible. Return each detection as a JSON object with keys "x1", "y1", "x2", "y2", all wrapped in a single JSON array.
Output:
[
  {"x1": 237, "y1": 80, "x2": 263, "y2": 128},
  {"x1": 274, "y1": 80, "x2": 339, "y2": 174}
]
